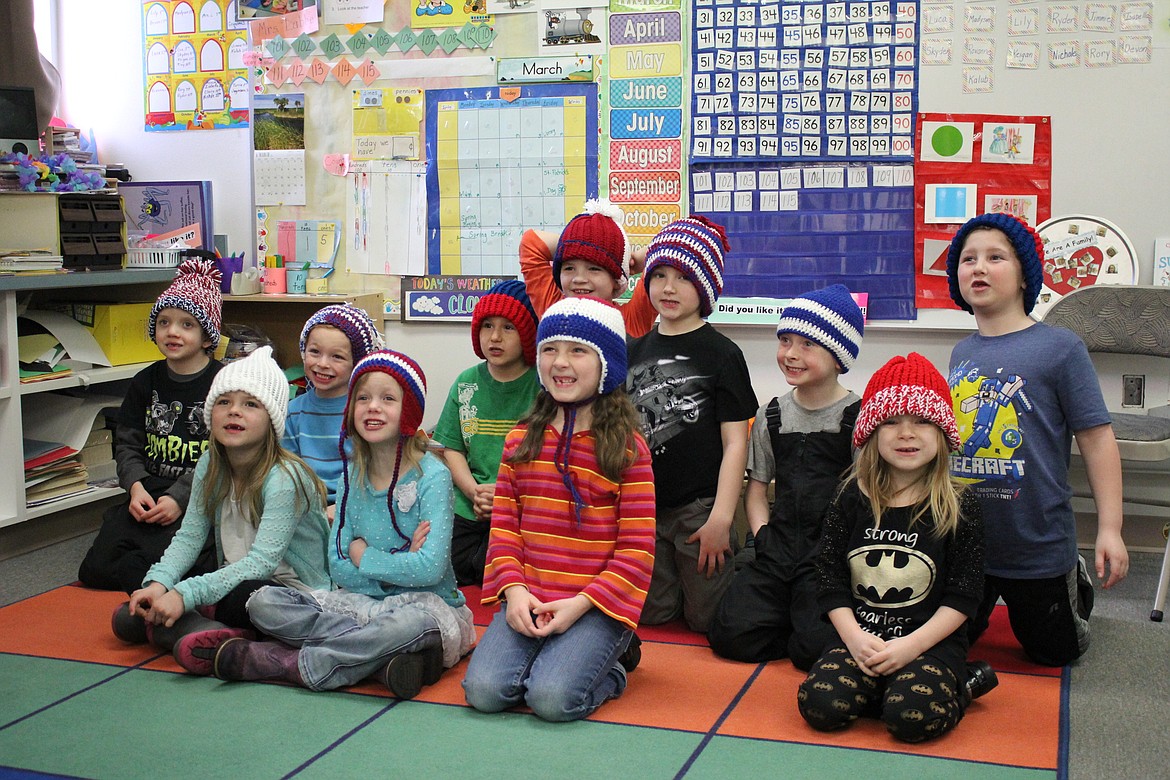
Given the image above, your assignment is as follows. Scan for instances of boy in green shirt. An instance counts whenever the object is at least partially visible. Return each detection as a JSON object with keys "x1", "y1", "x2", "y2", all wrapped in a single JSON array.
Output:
[{"x1": 433, "y1": 280, "x2": 540, "y2": 585}]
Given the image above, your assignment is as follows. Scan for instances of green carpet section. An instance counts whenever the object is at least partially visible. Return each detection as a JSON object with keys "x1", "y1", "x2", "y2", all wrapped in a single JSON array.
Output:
[
  {"x1": 0, "y1": 655, "x2": 125, "y2": 728},
  {"x1": 686, "y1": 735, "x2": 1058, "y2": 779},
  {"x1": 298, "y1": 702, "x2": 708, "y2": 779},
  {"x1": 0, "y1": 668, "x2": 391, "y2": 778}
]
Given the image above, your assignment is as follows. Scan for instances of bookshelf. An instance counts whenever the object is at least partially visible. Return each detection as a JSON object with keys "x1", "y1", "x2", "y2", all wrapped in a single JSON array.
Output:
[{"x1": 0, "y1": 268, "x2": 176, "y2": 529}]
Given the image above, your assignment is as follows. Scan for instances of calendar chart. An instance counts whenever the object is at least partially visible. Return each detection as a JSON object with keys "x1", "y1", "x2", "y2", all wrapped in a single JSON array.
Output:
[
  {"x1": 426, "y1": 85, "x2": 600, "y2": 276},
  {"x1": 691, "y1": 0, "x2": 920, "y2": 162}
]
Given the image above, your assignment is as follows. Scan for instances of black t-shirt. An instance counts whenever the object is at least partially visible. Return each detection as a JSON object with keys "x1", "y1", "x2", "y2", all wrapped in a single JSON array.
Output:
[{"x1": 626, "y1": 323, "x2": 757, "y2": 509}]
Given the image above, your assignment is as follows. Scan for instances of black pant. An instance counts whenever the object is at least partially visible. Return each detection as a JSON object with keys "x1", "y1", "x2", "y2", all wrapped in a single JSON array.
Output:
[
  {"x1": 967, "y1": 565, "x2": 1090, "y2": 667},
  {"x1": 450, "y1": 514, "x2": 489, "y2": 587},
  {"x1": 78, "y1": 500, "x2": 216, "y2": 594}
]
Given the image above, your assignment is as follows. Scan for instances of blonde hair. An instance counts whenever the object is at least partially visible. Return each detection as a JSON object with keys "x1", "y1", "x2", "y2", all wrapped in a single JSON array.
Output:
[
  {"x1": 199, "y1": 422, "x2": 326, "y2": 527},
  {"x1": 343, "y1": 370, "x2": 430, "y2": 487},
  {"x1": 846, "y1": 424, "x2": 964, "y2": 538},
  {"x1": 509, "y1": 387, "x2": 641, "y2": 482}
]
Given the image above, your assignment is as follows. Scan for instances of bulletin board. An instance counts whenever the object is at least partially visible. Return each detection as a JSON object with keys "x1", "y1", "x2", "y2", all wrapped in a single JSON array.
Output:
[{"x1": 235, "y1": 0, "x2": 1170, "y2": 324}]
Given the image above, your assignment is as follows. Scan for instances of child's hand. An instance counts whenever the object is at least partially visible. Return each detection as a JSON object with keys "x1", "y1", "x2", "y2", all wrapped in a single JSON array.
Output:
[
  {"x1": 503, "y1": 586, "x2": 544, "y2": 637},
  {"x1": 410, "y1": 521, "x2": 431, "y2": 552},
  {"x1": 532, "y1": 595, "x2": 592, "y2": 636},
  {"x1": 148, "y1": 589, "x2": 186, "y2": 627},
  {"x1": 139, "y1": 495, "x2": 181, "y2": 526},
  {"x1": 349, "y1": 537, "x2": 368, "y2": 567},
  {"x1": 326, "y1": 504, "x2": 336, "y2": 527},
  {"x1": 687, "y1": 518, "x2": 732, "y2": 578},
  {"x1": 865, "y1": 636, "x2": 921, "y2": 676},
  {"x1": 1096, "y1": 530, "x2": 1129, "y2": 588},
  {"x1": 629, "y1": 245, "x2": 647, "y2": 275},
  {"x1": 842, "y1": 629, "x2": 886, "y2": 677},
  {"x1": 472, "y1": 484, "x2": 495, "y2": 521},
  {"x1": 128, "y1": 582, "x2": 167, "y2": 619},
  {"x1": 127, "y1": 482, "x2": 156, "y2": 522}
]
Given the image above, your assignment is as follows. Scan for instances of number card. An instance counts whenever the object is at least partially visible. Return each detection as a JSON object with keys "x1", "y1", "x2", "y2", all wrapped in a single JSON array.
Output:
[{"x1": 691, "y1": 0, "x2": 920, "y2": 163}]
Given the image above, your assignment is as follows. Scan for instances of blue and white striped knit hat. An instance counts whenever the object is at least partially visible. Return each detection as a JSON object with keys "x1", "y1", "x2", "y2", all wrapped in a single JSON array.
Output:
[
  {"x1": 775, "y1": 284, "x2": 865, "y2": 373},
  {"x1": 536, "y1": 296, "x2": 628, "y2": 395},
  {"x1": 643, "y1": 215, "x2": 730, "y2": 318}
]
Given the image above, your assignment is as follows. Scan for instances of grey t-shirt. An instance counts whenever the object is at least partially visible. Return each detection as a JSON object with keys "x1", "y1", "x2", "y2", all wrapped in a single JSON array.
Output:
[{"x1": 747, "y1": 391, "x2": 861, "y2": 483}]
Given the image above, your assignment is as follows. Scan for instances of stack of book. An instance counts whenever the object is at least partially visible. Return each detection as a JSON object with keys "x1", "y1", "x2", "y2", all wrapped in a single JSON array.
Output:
[
  {"x1": 43, "y1": 126, "x2": 94, "y2": 165},
  {"x1": 1, "y1": 248, "x2": 65, "y2": 274},
  {"x1": 77, "y1": 414, "x2": 116, "y2": 484},
  {"x1": 24, "y1": 438, "x2": 91, "y2": 508}
]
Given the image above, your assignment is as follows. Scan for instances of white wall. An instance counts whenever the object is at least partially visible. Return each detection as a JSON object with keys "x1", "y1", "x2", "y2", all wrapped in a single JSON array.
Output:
[{"x1": 54, "y1": 1, "x2": 252, "y2": 248}]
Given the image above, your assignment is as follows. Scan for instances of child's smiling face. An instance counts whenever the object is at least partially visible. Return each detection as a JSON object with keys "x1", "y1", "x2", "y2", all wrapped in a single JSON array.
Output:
[
  {"x1": 302, "y1": 325, "x2": 354, "y2": 398},
  {"x1": 559, "y1": 259, "x2": 623, "y2": 301}
]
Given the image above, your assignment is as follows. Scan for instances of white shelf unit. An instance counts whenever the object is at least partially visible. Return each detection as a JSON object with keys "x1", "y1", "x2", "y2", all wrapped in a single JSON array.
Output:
[{"x1": 0, "y1": 267, "x2": 176, "y2": 530}]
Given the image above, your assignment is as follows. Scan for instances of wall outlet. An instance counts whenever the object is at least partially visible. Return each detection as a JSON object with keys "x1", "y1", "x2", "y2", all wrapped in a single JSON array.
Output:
[{"x1": 1122, "y1": 375, "x2": 1145, "y2": 408}]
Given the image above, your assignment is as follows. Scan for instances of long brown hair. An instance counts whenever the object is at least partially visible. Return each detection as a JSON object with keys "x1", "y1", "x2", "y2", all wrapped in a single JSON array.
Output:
[
  {"x1": 508, "y1": 387, "x2": 642, "y2": 482},
  {"x1": 846, "y1": 425, "x2": 964, "y2": 538},
  {"x1": 198, "y1": 424, "x2": 326, "y2": 527}
]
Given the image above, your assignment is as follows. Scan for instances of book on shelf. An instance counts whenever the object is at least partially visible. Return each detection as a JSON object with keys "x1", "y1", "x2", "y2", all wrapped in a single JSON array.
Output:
[
  {"x1": 0, "y1": 248, "x2": 64, "y2": 271},
  {"x1": 23, "y1": 439, "x2": 80, "y2": 471},
  {"x1": 27, "y1": 483, "x2": 97, "y2": 508},
  {"x1": 77, "y1": 440, "x2": 113, "y2": 468}
]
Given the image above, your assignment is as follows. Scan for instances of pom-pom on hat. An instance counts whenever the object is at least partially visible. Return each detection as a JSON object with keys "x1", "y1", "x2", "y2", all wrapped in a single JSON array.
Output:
[
  {"x1": 471, "y1": 279, "x2": 539, "y2": 365},
  {"x1": 553, "y1": 198, "x2": 632, "y2": 288},
  {"x1": 643, "y1": 215, "x2": 730, "y2": 317},
  {"x1": 775, "y1": 284, "x2": 865, "y2": 373},
  {"x1": 150, "y1": 258, "x2": 224, "y2": 348},
  {"x1": 202, "y1": 345, "x2": 289, "y2": 437},
  {"x1": 342, "y1": 349, "x2": 428, "y2": 439},
  {"x1": 853, "y1": 352, "x2": 962, "y2": 452},
  {"x1": 299, "y1": 302, "x2": 384, "y2": 364},
  {"x1": 946, "y1": 212, "x2": 1045, "y2": 315},
  {"x1": 536, "y1": 296, "x2": 628, "y2": 395}
]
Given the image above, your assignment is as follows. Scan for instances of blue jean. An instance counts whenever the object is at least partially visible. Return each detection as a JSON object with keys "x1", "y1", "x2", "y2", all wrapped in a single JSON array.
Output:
[
  {"x1": 247, "y1": 586, "x2": 442, "y2": 691},
  {"x1": 462, "y1": 607, "x2": 631, "y2": 722}
]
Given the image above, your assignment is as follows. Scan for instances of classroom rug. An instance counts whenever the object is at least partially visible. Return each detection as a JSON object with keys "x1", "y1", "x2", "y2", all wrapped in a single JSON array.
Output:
[{"x1": 0, "y1": 585, "x2": 1066, "y2": 780}]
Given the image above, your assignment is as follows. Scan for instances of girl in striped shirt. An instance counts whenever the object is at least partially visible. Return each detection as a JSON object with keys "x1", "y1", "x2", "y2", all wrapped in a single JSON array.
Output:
[{"x1": 463, "y1": 296, "x2": 656, "y2": 722}]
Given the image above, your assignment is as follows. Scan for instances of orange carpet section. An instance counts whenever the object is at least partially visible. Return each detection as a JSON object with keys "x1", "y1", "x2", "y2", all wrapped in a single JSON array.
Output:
[{"x1": 0, "y1": 584, "x2": 1062, "y2": 771}]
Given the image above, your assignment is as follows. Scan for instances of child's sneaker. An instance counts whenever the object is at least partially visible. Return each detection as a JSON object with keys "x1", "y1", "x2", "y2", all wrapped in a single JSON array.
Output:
[
  {"x1": 1076, "y1": 554, "x2": 1095, "y2": 621},
  {"x1": 173, "y1": 628, "x2": 253, "y2": 675},
  {"x1": 111, "y1": 602, "x2": 149, "y2": 644},
  {"x1": 381, "y1": 644, "x2": 444, "y2": 700},
  {"x1": 963, "y1": 660, "x2": 999, "y2": 704},
  {"x1": 618, "y1": 633, "x2": 642, "y2": 673}
]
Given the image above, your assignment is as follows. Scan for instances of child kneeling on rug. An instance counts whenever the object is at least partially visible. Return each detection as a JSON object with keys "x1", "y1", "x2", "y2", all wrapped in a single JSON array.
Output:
[
  {"x1": 175, "y1": 350, "x2": 475, "y2": 699},
  {"x1": 462, "y1": 296, "x2": 656, "y2": 722},
  {"x1": 797, "y1": 353, "x2": 994, "y2": 743}
]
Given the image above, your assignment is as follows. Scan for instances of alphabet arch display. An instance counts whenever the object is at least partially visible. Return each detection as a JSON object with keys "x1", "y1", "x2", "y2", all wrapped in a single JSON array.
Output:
[{"x1": 1031, "y1": 214, "x2": 1137, "y2": 318}]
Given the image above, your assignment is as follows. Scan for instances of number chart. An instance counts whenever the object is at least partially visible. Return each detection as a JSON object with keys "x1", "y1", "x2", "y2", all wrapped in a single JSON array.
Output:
[
  {"x1": 425, "y1": 84, "x2": 599, "y2": 276},
  {"x1": 691, "y1": 0, "x2": 920, "y2": 163}
]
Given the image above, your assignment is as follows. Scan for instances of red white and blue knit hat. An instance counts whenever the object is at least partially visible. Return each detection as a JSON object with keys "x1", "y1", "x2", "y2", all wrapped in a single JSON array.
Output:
[
  {"x1": 299, "y1": 303, "x2": 384, "y2": 364},
  {"x1": 946, "y1": 212, "x2": 1045, "y2": 315},
  {"x1": 536, "y1": 296, "x2": 628, "y2": 395},
  {"x1": 150, "y1": 258, "x2": 223, "y2": 348},
  {"x1": 775, "y1": 284, "x2": 865, "y2": 373},
  {"x1": 854, "y1": 352, "x2": 962, "y2": 451},
  {"x1": 337, "y1": 349, "x2": 428, "y2": 559},
  {"x1": 472, "y1": 279, "x2": 539, "y2": 366},
  {"x1": 553, "y1": 199, "x2": 632, "y2": 287},
  {"x1": 643, "y1": 215, "x2": 730, "y2": 317}
]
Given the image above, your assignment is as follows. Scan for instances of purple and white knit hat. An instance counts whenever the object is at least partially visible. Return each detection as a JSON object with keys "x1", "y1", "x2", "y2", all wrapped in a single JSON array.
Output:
[{"x1": 299, "y1": 303, "x2": 384, "y2": 363}]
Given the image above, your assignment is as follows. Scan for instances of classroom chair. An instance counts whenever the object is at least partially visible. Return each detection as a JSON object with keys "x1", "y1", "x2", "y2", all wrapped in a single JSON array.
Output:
[{"x1": 1043, "y1": 285, "x2": 1170, "y2": 621}]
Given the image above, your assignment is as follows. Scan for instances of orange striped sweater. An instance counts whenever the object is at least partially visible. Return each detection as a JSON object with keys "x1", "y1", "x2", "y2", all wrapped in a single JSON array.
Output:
[{"x1": 482, "y1": 424, "x2": 656, "y2": 629}]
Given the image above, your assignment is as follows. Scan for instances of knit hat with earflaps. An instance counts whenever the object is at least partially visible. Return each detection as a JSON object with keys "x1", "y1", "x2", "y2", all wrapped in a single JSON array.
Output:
[
  {"x1": 853, "y1": 352, "x2": 962, "y2": 451},
  {"x1": 946, "y1": 212, "x2": 1045, "y2": 315},
  {"x1": 471, "y1": 279, "x2": 539, "y2": 366},
  {"x1": 536, "y1": 295, "x2": 628, "y2": 396},
  {"x1": 775, "y1": 284, "x2": 865, "y2": 373},
  {"x1": 202, "y1": 345, "x2": 289, "y2": 437},
  {"x1": 299, "y1": 302, "x2": 384, "y2": 365},
  {"x1": 150, "y1": 258, "x2": 223, "y2": 348},
  {"x1": 553, "y1": 199, "x2": 632, "y2": 288},
  {"x1": 335, "y1": 349, "x2": 427, "y2": 560},
  {"x1": 643, "y1": 215, "x2": 730, "y2": 318}
]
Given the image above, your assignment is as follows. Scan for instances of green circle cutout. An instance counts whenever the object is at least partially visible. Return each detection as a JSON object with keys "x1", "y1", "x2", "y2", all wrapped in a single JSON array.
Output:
[{"x1": 931, "y1": 125, "x2": 964, "y2": 157}]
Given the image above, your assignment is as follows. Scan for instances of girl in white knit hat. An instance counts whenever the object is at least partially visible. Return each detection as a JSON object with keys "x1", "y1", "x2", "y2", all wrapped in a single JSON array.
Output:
[{"x1": 113, "y1": 346, "x2": 331, "y2": 655}]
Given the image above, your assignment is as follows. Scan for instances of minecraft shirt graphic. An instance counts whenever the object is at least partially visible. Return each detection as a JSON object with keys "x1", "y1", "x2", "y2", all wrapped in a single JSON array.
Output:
[{"x1": 949, "y1": 360, "x2": 1034, "y2": 500}]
